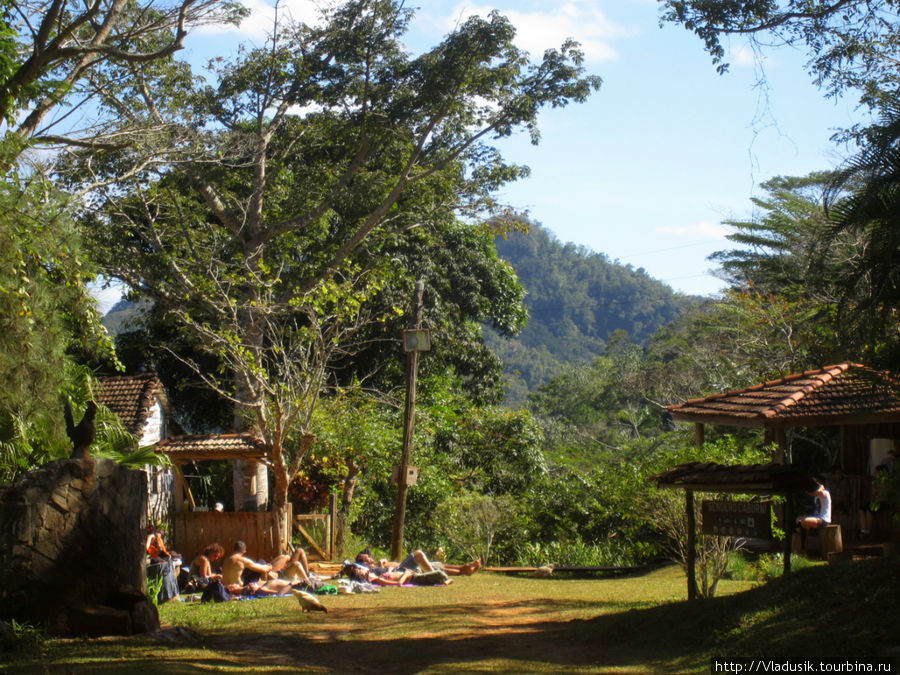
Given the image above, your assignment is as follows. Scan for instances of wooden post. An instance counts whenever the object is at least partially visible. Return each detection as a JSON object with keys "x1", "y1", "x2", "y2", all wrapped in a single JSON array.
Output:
[
  {"x1": 686, "y1": 489, "x2": 697, "y2": 600},
  {"x1": 774, "y1": 428, "x2": 788, "y2": 464},
  {"x1": 783, "y1": 492, "x2": 793, "y2": 574},
  {"x1": 694, "y1": 423, "x2": 704, "y2": 448},
  {"x1": 391, "y1": 280, "x2": 425, "y2": 561},
  {"x1": 329, "y1": 492, "x2": 338, "y2": 560},
  {"x1": 172, "y1": 462, "x2": 185, "y2": 514}
]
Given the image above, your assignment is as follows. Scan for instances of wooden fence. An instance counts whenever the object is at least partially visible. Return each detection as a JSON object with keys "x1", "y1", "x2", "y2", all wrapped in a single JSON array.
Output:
[{"x1": 172, "y1": 504, "x2": 292, "y2": 564}]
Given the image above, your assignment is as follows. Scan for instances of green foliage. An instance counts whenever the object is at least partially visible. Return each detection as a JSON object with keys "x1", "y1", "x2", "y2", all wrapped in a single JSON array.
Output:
[
  {"x1": 429, "y1": 401, "x2": 546, "y2": 495},
  {"x1": 658, "y1": 0, "x2": 900, "y2": 112},
  {"x1": 516, "y1": 536, "x2": 650, "y2": 568},
  {"x1": 490, "y1": 221, "x2": 697, "y2": 404},
  {"x1": 821, "y1": 104, "x2": 900, "y2": 370},
  {"x1": 0, "y1": 163, "x2": 119, "y2": 480},
  {"x1": 430, "y1": 491, "x2": 516, "y2": 566},
  {"x1": 2, "y1": 618, "x2": 47, "y2": 653},
  {"x1": 726, "y1": 551, "x2": 815, "y2": 582},
  {"x1": 147, "y1": 574, "x2": 165, "y2": 608}
]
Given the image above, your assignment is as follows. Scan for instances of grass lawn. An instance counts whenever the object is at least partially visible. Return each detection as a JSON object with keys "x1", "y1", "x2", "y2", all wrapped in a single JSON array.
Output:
[{"x1": 4, "y1": 557, "x2": 899, "y2": 673}]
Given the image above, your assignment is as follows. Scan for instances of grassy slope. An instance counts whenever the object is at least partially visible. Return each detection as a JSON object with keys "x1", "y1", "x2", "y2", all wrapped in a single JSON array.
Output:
[{"x1": 4, "y1": 558, "x2": 898, "y2": 674}]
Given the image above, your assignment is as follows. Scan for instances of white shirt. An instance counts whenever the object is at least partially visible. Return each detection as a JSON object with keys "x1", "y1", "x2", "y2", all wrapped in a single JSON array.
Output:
[{"x1": 814, "y1": 489, "x2": 832, "y2": 523}]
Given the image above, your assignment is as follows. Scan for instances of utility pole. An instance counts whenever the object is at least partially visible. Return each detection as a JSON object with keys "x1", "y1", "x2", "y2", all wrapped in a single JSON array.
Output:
[{"x1": 391, "y1": 280, "x2": 426, "y2": 561}]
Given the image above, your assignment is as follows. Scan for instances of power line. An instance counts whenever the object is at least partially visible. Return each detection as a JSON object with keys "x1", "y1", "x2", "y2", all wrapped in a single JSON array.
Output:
[{"x1": 617, "y1": 240, "x2": 723, "y2": 259}]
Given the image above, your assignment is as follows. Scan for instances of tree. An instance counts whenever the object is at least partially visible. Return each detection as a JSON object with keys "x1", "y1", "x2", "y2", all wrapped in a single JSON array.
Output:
[
  {"x1": 308, "y1": 390, "x2": 398, "y2": 556},
  {"x1": 0, "y1": 165, "x2": 120, "y2": 481},
  {"x1": 324, "y1": 218, "x2": 528, "y2": 408},
  {"x1": 0, "y1": 0, "x2": 244, "y2": 164},
  {"x1": 0, "y1": 0, "x2": 240, "y2": 478},
  {"x1": 430, "y1": 491, "x2": 515, "y2": 566},
  {"x1": 659, "y1": 0, "x2": 900, "y2": 111},
  {"x1": 77, "y1": 0, "x2": 600, "y2": 552},
  {"x1": 825, "y1": 103, "x2": 900, "y2": 368}
]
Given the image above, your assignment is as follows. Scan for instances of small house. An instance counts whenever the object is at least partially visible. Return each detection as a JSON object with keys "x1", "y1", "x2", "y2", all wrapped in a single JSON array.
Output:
[{"x1": 96, "y1": 373, "x2": 175, "y2": 525}]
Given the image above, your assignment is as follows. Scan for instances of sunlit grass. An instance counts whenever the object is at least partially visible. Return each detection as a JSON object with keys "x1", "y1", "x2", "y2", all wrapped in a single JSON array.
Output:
[{"x1": 7, "y1": 558, "x2": 898, "y2": 673}]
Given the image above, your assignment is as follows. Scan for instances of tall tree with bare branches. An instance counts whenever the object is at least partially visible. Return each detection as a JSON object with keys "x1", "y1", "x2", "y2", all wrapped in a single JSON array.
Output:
[{"x1": 74, "y1": 0, "x2": 600, "y2": 551}]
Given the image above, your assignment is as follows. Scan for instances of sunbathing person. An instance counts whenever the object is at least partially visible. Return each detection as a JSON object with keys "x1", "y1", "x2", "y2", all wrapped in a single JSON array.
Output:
[
  {"x1": 223, "y1": 541, "x2": 310, "y2": 593},
  {"x1": 270, "y1": 546, "x2": 311, "y2": 582},
  {"x1": 355, "y1": 548, "x2": 481, "y2": 576},
  {"x1": 222, "y1": 540, "x2": 273, "y2": 592},
  {"x1": 341, "y1": 561, "x2": 414, "y2": 586}
]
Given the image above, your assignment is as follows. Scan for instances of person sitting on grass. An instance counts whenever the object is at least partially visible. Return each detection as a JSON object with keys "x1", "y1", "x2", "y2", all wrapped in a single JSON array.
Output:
[{"x1": 189, "y1": 542, "x2": 224, "y2": 588}]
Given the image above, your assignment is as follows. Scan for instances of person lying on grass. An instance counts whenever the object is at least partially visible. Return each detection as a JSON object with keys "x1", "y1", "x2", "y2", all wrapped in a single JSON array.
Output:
[
  {"x1": 355, "y1": 548, "x2": 481, "y2": 577},
  {"x1": 341, "y1": 561, "x2": 451, "y2": 587}
]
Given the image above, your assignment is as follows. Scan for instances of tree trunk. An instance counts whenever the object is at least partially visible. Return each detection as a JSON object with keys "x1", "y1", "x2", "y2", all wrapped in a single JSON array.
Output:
[
  {"x1": 271, "y1": 433, "x2": 316, "y2": 554},
  {"x1": 334, "y1": 466, "x2": 360, "y2": 557},
  {"x1": 271, "y1": 444, "x2": 290, "y2": 554}
]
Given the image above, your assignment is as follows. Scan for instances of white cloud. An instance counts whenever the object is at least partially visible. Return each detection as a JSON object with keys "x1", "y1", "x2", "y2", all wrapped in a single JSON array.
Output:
[
  {"x1": 196, "y1": 0, "x2": 322, "y2": 41},
  {"x1": 194, "y1": 1, "x2": 633, "y2": 61},
  {"x1": 656, "y1": 221, "x2": 731, "y2": 239},
  {"x1": 435, "y1": 2, "x2": 635, "y2": 62}
]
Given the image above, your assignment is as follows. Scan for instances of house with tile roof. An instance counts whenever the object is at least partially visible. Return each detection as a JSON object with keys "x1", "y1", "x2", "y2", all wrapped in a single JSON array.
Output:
[
  {"x1": 96, "y1": 373, "x2": 175, "y2": 525},
  {"x1": 666, "y1": 363, "x2": 900, "y2": 539}
]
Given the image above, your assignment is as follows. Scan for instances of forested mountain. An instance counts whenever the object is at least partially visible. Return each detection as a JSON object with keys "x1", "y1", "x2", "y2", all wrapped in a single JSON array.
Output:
[{"x1": 490, "y1": 223, "x2": 700, "y2": 405}]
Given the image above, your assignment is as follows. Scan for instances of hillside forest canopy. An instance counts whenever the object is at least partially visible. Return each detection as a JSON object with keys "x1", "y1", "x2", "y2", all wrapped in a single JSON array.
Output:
[{"x1": 1, "y1": 0, "x2": 900, "y2": 575}]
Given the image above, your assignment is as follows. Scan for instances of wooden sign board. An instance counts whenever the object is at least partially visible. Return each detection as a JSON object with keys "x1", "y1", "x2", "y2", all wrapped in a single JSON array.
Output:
[
  {"x1": 403, "y1": 329, "x2": 431, "y2": 352},
  {"x1": 391, "y1": 464, "x2": 418, "y2": 486},
  {"x1": 701, "y1": 500, "x2": 771, "y2": 539}
]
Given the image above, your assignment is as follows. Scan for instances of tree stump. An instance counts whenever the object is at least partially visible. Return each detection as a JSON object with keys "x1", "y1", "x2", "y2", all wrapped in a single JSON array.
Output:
[{"x1": 821, "y1": 524, "x2": 843, "y2": 556}]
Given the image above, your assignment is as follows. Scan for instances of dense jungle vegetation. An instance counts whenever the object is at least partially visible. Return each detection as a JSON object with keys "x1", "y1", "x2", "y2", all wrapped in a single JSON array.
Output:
[
  {"x1": 488, "y1": 222, "x2": 699, "y2": 406},
  {"x1": 2, "y1": 0, "x2": 900, "y2": 577}
]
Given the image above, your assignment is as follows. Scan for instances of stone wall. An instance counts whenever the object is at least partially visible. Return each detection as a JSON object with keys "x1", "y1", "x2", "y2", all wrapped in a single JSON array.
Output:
[{"x1": 0, "y1": 458, "x2": 159, "y2": 636}]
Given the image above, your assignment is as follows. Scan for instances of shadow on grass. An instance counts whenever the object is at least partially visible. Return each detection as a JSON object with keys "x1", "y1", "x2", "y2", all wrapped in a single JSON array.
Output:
[
  {"x1": 12, "y1": 558, "x2": 899, "y2": 673},
  {"x1": 206, "y1": 558, "x2": 898, "y2": 673}
]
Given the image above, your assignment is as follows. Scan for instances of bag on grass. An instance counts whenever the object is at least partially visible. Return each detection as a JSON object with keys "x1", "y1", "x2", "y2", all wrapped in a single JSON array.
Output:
[
  {"x1": 200, "y1": 579, "x2": 229, "y2": 603},
  {"x1": 411, "y1": 569, "x2": 450, "y2": 586}
]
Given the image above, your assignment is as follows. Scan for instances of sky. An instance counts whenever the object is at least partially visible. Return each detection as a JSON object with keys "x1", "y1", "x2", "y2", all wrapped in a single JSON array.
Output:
[{"x1": 94, "y1": 0, "x2": 866, "y2": 310}]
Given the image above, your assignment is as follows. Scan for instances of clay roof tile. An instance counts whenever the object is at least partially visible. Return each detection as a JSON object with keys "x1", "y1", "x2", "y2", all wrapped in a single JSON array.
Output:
[
  {"x1": 96, "y1": 373, "x2": 165, "y2": 434},
  {"x1": 667, "y1": 363, "x2": 900, "y2": 427}
]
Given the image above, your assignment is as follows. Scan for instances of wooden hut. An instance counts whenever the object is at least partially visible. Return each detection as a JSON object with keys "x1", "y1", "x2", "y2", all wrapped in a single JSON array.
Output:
[
  {"x1": 666, "y1": 363, "x2": 900, "y2": 540},
  {"x1": 154, "y1": 434, "x2": 292, "y2": 565}
]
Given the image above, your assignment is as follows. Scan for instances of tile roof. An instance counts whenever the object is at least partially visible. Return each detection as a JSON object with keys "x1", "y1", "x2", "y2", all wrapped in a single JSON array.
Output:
[
  {"x1": 652, "y1": 462, "x2": 808, "y2": 493},
  {"x1": 96, "y1": 373, "x2": 165, "y2": 434},
  {"x1": 667, "y1": 363, "x2": 900, "y2": 428},
  {"x1": 155, "y1": 434, "x2": 269, "y2": 461}
]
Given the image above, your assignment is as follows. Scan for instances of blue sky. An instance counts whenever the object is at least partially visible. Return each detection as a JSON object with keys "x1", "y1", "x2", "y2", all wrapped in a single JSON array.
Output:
[{"x1": 95, "y1": 0, "x2": 865, "y2": 310}]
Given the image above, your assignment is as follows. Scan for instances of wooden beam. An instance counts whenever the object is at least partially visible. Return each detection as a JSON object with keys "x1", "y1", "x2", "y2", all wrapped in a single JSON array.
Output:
[
  {"x1": 295, "y1": 521, "x2": 327, "y2": 560},
  {"x1": 774, "y1": 428, "x2": 788, "y2": 464},
  {"x1": 694, "y1": 423, "x2": 704, "y2": 448},
  {"x1": 783, "y1": 493, "x2": 793, "y2": 574},
  {"x1": 686, "y1": 490, "x2": 697, "y2": 601},
  {"x1": 172, "y1": 462, "x2": 185, "y2": 514},
  {"x1": 656, "y1": 482, "x2": 787, "y2": 494}
]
